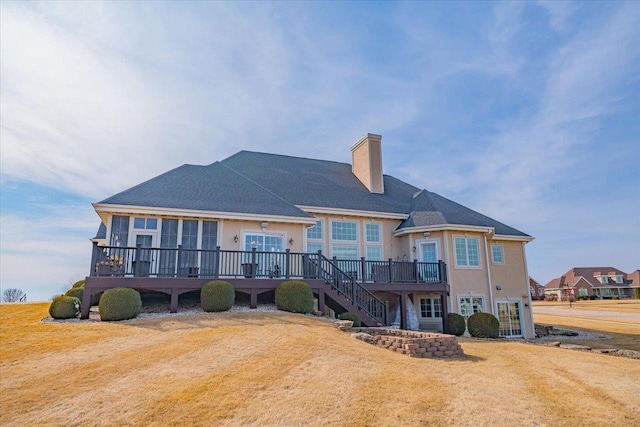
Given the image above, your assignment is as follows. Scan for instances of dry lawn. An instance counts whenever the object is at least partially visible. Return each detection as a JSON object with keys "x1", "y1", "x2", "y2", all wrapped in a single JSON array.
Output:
[
  {"x1": 533, "y1": 300, "x2": 640, "y2": 351},
  {"x1": 1, "y1": 303, "x2": 639, "y2": 427}
]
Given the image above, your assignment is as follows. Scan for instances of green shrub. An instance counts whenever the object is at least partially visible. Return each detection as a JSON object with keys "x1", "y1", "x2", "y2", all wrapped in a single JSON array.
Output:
[
  {"x1": 275, "y1": 281, "x2": 314, "y2": 314},
  {"x1": 589, "y1": 295, "x2": 598, "y2": 300},
  {"x1": 99, "y1": 288, "x2": 142, "y2": 321},
  {"x1": 612, "y1": 295, "x2": 619, "y2": 300},
  {"x1": 635, "y1": 288, "x2": 640, "y2": 299},
  {"x1": 49, "y1": 296, "x2": 80, "y2": 319},
  {"x1": 72, "y1": 279, "x2": 86, "y2": 288},
  {"x1": 467, "y1": 312, "x2": 500, "y2": 338},
  {"x1": 65, "y1": 286, "x2": 101, "y2": 306},
  {"x1": 201, "y1": 280, "x2": 235, "y2": 312},
  {"x1": 339, "y1": 312, "x2": 361, "y2": 327},
  {"x1": 445, "y1": 313, "x2": 466, "y2": 336}
]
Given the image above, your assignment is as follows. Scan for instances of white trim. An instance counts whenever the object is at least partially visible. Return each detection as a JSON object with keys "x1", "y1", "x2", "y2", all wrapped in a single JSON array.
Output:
[
  {"x1": 364, "y1": 221, "x2": 383, "y2": 261},
  {"x1": 495, "y1": 299, "x2": 524, "y2": 338},
  {"x1": 522, "y1": 243, "x2": 534, "y2": 338},
  {"x1": 494, "y1": 234, "x2": 535, "y2": 243},
  {"x1": 416, "y1": 239, "x2": 440, "y2": 263},
  {"x1": 93, "y1": 203, "x2": 318, "y2": 225},
  {"x1": 298, "y1": 205, "x2": 407, "y2": 220},
  {"x1": 457, "y1": 294, "x2": 486, "y2": 317},
  {"x1": 394, "y1": 224, "x2": 492, "y2": 237},
  {"x1": 452, "y1": 235, "x2": 482, "y2": 269},
  {"x1": 490, "y1": 243, "x2": 505, "y2": 265}
]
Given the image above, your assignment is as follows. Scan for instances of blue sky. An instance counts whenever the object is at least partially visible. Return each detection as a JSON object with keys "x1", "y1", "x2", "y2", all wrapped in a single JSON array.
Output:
[{"x1": 1, "y1": 1, "x2": 638, "y2": 301}]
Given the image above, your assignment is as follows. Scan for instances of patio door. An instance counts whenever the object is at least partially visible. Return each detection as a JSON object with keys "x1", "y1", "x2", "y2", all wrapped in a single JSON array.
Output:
[
  {"x1": 244, "y1": 233, "x2": 284, "y2": 277},
  {"x1": 496, "y1": 300, "x2": 523, "y2": 337},
  {"x1": 133, "y1": 233, "x2": 155, "y2": 276}
]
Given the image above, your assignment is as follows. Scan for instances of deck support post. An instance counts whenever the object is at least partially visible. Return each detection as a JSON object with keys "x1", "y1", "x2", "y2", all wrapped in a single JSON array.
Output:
[
  {"x1": 250, "y1": 288, "x2": 258, "y2": 309},
  {"x1": 400, "y1": 291, "x2": 408, "y2": 330},
  {"x1": 317, "y1": 288, "x2": 325, "y2": 314},
  {"x1": 80, "y1": 287, "x2": 92, "y2": 319},
  {"x1": 170, "y1": 289, "x2": 179, "y2": 313},
  {"x1": 441, "y1": 291, "x2": 449, "y2": 333}
]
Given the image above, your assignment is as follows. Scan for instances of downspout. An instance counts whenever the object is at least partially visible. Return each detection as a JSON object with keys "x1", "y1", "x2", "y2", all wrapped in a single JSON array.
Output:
[
  {"x1": 483, "y1": 233, "x2": 495, "y2": 315},
  {"x1": 522, "y1": 242, "x2": 535, "y2": 338},
  {"x1": 442, "y1": 230, "x2": 452, "y2": 314}
]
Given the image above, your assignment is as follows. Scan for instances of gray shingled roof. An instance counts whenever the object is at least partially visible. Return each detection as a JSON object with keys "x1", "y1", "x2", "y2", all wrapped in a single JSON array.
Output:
[
  {"x1": 99, "y1": 162, "x2": 313, "y2": 218},
  {"x1": 97, "y1": 150, "x2": 529, "y2": 237},
  {"x1": 396, "y1": 190, "x2": 529, "y2": 236}
]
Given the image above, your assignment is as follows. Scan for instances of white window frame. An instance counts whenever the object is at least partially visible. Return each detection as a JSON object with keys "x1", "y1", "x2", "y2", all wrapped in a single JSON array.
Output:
[
  {"x1": 330, "y1": 220, "x2": 358, "y2": 259},
  {"x1": 491, "y1": 243, "x2": 504, "y2": 265},
  {"x1": 458, "y1": 295, "x2": 485, "y2": 317},
  {"x1": 364, "y1": 222, "x2": 382, "y2": 260},
  {"x1": 614, "y1": 275, "x2": 624, "y2": 284},
  {"x1": 419, "y1": 297, "x2": 442, "y2": 319},
  {"x1": 417, "y1": 239, "x2": 439, "y2": 263},
  {"x1": 598, "y1": 275, "x2": 609, "y2": 284},
  {"x1": 453, "y1": 236, "x2": 481, "y2": 268},
  {"x1": 306, "y1": 219, "x2": 323, "y2": 253}
]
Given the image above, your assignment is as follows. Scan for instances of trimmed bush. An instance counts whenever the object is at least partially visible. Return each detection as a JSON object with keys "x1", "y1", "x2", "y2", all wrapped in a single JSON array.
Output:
[
  {"x1": 201, "y1": 280, "x2": 235, "y2": 312},
  {"x1": 49, "y1": 296, "x2": 80, "y2": 319},
  {"x1": 72, "y1": 279, "x2": 86, "y2": 288},
  {"x1": 99, "y1": 288, "x2": 142, "y2": 321},
  {"x1": 339, "y1": 312, "x2": 361, "y2": 327},
  {"x1": 445, "y1": 313, "x2": 466, "y2": 336},
  {"x1": 275, "y1": 280, "x2": 314, "y2": 314},
  {"x1": 467, "y1": 312, "x2": 500, "y2": 338},
  {"x1": 589, "y1": 294, "x2": 598, "y2": 300},
  {"x1": 65, "y1": 286, "x2": 101, "y2": 306}
]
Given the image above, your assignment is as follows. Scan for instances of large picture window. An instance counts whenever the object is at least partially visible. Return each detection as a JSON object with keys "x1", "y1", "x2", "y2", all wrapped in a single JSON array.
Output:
[
  {"x1": 331, "y1": 221, "x2": 357, "y2": 241},
  {"x1": 454, "y1": 237, "x2": 480, "y2": 267}
]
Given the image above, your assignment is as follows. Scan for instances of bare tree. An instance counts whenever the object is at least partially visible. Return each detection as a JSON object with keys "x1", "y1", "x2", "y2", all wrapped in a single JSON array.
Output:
[{"x1": 3, "y1": 288, "x2": 26, "y2": 303}]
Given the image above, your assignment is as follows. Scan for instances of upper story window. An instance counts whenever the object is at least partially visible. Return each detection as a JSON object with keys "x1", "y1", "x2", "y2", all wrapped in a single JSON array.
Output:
[
  {"x1": 133, "y1": 217, "x2": 157, "y2": 230},
  {"x1": 491, "y1": 244, "x2": 504, "y2": 264},
  {"x1": 598, "y1": 275, "x2": 609, "y2": 284},
  {"x1": 307, "y1": 220, "x2": 322, "y2": 240},
  {"x1": 365, "y1": 223, "x2": 381, "y2": 243},
  {"x1": 365, "y1": 223, "x2": 382, "y2": 260},
  {"x1": 614, "y1": 275, "x2": 624, "y2": 284},
  {"x1": 331, "y1": 221, "x2": 357, "y2": 241},
  {"x1": 110, "y1": 215, "x2": 129, "y2": 247},
  {"x1": 454, "y1": 237, "x2": 480, "y2": 267}
]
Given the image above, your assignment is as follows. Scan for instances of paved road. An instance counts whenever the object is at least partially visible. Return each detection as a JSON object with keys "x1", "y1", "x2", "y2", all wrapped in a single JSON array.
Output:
[{"x1": 533, "y1": 305, "x2": 640, "y2": 326}]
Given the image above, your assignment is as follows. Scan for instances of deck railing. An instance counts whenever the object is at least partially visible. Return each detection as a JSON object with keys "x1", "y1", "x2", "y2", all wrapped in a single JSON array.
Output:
[{"x1": 90, "y1": 243, "x2": 446, "y2": 284}]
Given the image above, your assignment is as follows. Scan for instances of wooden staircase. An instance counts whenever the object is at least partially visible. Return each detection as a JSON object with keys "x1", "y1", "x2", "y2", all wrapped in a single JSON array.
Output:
[{"x1": 310, "y1": 254, "x2": 388, "y2": 327}]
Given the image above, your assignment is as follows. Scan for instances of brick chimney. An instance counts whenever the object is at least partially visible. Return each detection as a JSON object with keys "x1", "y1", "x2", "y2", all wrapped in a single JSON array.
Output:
[{"x1": 351, "y1": 133, "x2": 384, "y2": 194}]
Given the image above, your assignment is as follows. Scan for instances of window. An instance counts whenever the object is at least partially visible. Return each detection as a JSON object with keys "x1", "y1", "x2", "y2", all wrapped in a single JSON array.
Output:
[
  {"x1": 459, "y1": 296, "x2": 484, "y2": 317},
  {"x1": 307, "y1": 243, "x2": 323, "y2": 253},
  {"x1": 133, "y1": 217, "x2": 158, "y2": 230},
  {"x1": 332, "y1": 245, "x2": 358, "y2": 259},
  {"x1": 159, "y1": 219, "x2": 178, "y2": 276},
  {"x1": 181, "y1": 220, "x2": 199, "y2": 270},
  {"x1": 578, "y1": 288, "x2": 588, "y2": 297},
  {"x1": 491, "y1": 244, "x2": 504, "y2": 264},
  {"x1": 614, "y1": 275, "x2": 624, "y2": 284},
  {"x1": 420, "y1": 297, "x2": 442, "y2": 318},
  {"x1": 598, "y1": 275, "x2": 609, "y2": 284},
  {"x1": 307, "y1": 220, "x2": 322, "y2": 240},
  {"x1": 454, "y1": 237, "x2": 480, "y2": 267},
  {"x1": 331, "y1": 221, "x2": 357, "y2": 241},
  {"x1": 365, "y1": 223, "x2": 382, "y2": 260},
  {"x1": 419, "y1": 242, "x2": 438, "y2": 263},
  {"x1": 110, "y1": 216, "x2": 130, "y2": 247},
  {"x1": 201, "y1": 221, "x2": 218, "y2": 250}
]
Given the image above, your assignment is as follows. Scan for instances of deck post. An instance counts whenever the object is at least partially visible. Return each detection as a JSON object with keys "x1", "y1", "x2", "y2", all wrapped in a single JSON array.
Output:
[
  {"x1": 177, "y1": 245, "x2": 183, "y2": 277},
  {"x1": 384, "y1": 300, "x2": 389, "y2": 326},
  {"x1": 251, "y1": 248, "x2": 257, "y2": 278},
  {"x1": 441, "y1": 291, "x2": 449, "y2": 333},
  {"x1": 414, "y1": 259, "x2": 419, "y2": 283},
  {"x1": 89, "y1": 242, "x2": 99, "y2": 276},
  {"x1": 285, "y1": 249, "x2": 291, "y2": 279},
  {"x1": 80, "y1": 286, "x2": 92, "y2": 319},
  {"x1": 250, "y1": 288, "x2": 258, "y2": 308},
  {"x1": 317, "y1": 288, "x2": 325, "y2": 314},
  {"x1": 360, "y1": 257, "x2": 366, "y2": 284},
  {"x1": 388, "y1": 259, "x2": 394, "y2": 282},
  {"x1": 400, "y1": 291, "x2": 408, "y2": 330},
  {"x1": 134, "y1": 243, "x2": 142, "y2": 277},
  {"x1": 170, "y1": 289, "x2": 179, "y2": 313},
  {"x1": 214, "y1": 246, "x2": 221, "y2": 278}
]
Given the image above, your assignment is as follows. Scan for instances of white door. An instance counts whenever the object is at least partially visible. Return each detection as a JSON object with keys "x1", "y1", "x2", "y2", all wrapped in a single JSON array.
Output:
[{"x1": 496, "y1": 300, "x2": 523, "y2": 337}]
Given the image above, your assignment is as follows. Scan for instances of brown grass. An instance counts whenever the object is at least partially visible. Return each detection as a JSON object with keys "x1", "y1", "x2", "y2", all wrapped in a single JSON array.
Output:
[
  {"x1": 1, "y1": 303, "x2": 639, "y2": 426},
  {"x1": 533, "y1": 300, "x2": 640, "y2": 351}
]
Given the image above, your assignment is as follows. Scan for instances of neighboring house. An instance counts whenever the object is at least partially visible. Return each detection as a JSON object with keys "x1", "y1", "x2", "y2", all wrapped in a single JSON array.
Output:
[
  {"x1": 529, "y1": 277, "x2": 545, "y2": 300},
  {"x1": 83, "y1": 133, "x2": 535, "y2": 338},
  {"x1": 544, "y1": 267, "x2": 640, "y2": 300}
]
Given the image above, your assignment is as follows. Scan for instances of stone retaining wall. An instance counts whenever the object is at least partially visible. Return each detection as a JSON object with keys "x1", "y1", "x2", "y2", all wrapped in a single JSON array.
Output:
[{"x1": 353, "y1": 328, "x2": 464, "y2": 358}]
